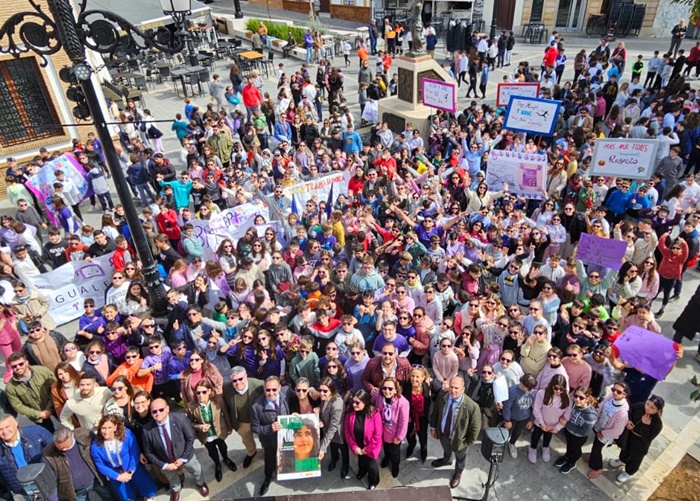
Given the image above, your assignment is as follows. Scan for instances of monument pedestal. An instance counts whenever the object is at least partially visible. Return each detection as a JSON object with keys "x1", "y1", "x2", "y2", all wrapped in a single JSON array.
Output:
[{"x1": 377, "y1": 54, "x2": 456, "y2": 140}]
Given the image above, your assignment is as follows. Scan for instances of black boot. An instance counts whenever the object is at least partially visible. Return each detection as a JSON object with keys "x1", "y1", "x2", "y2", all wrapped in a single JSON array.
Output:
[
  {"x1": 420, "y1": 447, "x2": 427, "y2": 463},
  {"x1": 328, "y1": 459, "x2": 337, "y2": 471},
  {"x1": 215, "y1": 463, "x2": 222, "y2": 482},
  {"x1": 224, "y1": 458, "x2": 238, "y2": 472},
  {"x1": 406, "y1": 443, "x2": 415, "y2": 458}
]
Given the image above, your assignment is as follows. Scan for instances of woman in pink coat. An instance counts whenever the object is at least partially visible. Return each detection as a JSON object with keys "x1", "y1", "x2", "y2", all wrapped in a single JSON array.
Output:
[
  {"x1": 587, "y1": 381, "x2": 631, "y2": 478},
  {"x1": 0, "y1": 304, "x2": 22, "y2": 382},
  {"x1": 372, "y1": 377, "x2": 409, "y2": 479},
  {"x1": 345, "y1": 389, "x2": 383, "y2": 490}
]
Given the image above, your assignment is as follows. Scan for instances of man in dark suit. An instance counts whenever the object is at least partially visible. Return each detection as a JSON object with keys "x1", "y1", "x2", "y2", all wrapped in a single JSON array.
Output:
[
  {"x1": 429, "y1": 376, "x2": 481, "y2": 489},
  {"x1": 250, "y1": 375, "x2": 291, "y2": 496},
  {"x1": 142, "y1": 398, "x2": 209, "y2": 501},
  {"x1": 224, "y1": 366, "x2": 264, "y2": 468}
]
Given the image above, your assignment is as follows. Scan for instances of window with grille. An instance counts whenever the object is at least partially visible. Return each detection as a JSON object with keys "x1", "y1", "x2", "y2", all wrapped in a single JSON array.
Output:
[{"x1": 0, "y1": 58, "x2": 62, "y2": 148}]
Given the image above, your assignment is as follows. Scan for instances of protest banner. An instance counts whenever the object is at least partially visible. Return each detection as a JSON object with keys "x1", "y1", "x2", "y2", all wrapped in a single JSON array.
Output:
[
  {"x1": 33, "y1": 253, "x2": 115, "y2": 325},
  {"x1": 589, "y1": 138, "x2": 660, "y2": 180},
  {"x1": 496, "y1": 82, "x2": 540, "y2": 107},
  {"x1": 503, "y1": 96, "x2": 560, "y2": 136},
  {"x1": 421, "y1": 78, "x2": 457, "y2": 113},
  {"x1": 576, "y1": 233, "x2": 627, "y2": 270},
  {"x1": 283, "y1": 172, "x2": 346, "y2": 212},
  {"x1": 485, "y1": 150, "x2": 547, "y2": 200},
  {"x1": 277, "y1": 413, "x2": 321, "y2": 480},
  {"x1": 613, "y1": 326, "x2": 679, "y2": 381},
  {"x1": 25, "y1": 154, "x2": 92, "y2": 227}
]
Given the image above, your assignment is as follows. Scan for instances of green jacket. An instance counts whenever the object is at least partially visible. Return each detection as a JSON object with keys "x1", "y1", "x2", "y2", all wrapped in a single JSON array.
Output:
[
  {"x1": 5, "y1": 366, "x2": 56, "y2": 422},
  {"x1": 223, "y1": 377, "x2": 264, "y2": 431},
  {"x1": 430, "y1": 391, "x2": 482, "y2": 452}
]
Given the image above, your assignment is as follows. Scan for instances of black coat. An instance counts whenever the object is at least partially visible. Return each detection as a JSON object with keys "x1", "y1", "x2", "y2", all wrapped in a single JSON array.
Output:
[{"x1": 673, "y1": 283, "x2": 700, "y2": 339}]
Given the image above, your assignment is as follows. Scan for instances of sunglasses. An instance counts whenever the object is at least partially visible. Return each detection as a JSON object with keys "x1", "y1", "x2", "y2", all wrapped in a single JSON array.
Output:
[
  {"x1": 111, "y1": 386, "x2": 125, "y2": 392},
  {"x1": 611, "y1": 388, "x2": 626, "y2": 395},
  {"x1": 10, "y1": 361, "x2": 26, "y2": 369},
  {"x1": 552, "y1": 386, "x2": 565, "y2": 392},
  {"x1": 500, "y1": 357, "x2": 512, "y2": 363},
  {"x1": 125, "y1": 355, "x2": 138, "y2": 360},
  {"x1": 151, "y1": 407, "x2": 167, "y2": 414},
  {"x1": 352, "y1": 400, "x2": 363, "y2": 405},
  {"x1": 381, "y1": 386, "x2": 396, "y2": 391},
  {"x1": 573, "y1": 395, "x2": 586, "y2": 401},
  {"x1": 351, "y1": 351, "x2": 362, "y2": 355},
  {"x1": 264, "y1": 387, "x2": 280, "y2": 393},
  {"x1": 547, "y1": 353, "x2": 559, "y2": 359},
  {"x1": 89, "y1": 350, "x2": 102, "y2": 355}
]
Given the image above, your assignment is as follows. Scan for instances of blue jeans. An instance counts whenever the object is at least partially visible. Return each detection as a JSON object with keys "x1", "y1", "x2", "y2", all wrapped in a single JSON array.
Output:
[
  {"x1": 135, "y1": 183, "x2": 155, "y2": 207},
  {"x1": 370, "y1": 37, "x2": 377, "y2": 54},
  {"x1": 96, "y1": 192, "x2": 114, "y2": 211},
  {"x1": 306, "y1": 47, "x2": 313, "y2": 63}
]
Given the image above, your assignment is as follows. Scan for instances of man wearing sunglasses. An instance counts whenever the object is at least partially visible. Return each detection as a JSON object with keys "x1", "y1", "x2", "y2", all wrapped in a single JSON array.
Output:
[
  {"x1": 143, "y1": 398, "x2": 209, "y2": 501},
  {"x1": 224, "y1": 366, "x2": 264, "y2": 469},
  {"x1": 20, "y1": 320, "x2": 68, "y2": 372},
  {"x1": 4, "y1": 352, "x2": 56, "y2": 432},
  {"x1": 250, "y1": 376, "x2": 292, "y2": 496}
]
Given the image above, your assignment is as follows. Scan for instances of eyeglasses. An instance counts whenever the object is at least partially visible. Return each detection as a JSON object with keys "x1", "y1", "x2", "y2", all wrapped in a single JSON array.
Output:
[
  {"x1": 151, "y1": 407, "x2": 167, "y2": 414},
  {"x1": 382, "y1": 351, "x2": 396, "y2": 356},
  {"x1": 497, "y1": 322, "x2": 509, "y2": 328},
  {"x1": 547, "y1": 353, "x2": 559, "y2": 359},
  {"x1": 351, "y1": 351, "x2": 362, "y2": 355},
  {"x1": 64, "y1": 346, "x2": 77, "y2": 352},
  {"x1": 611, "y1": 388, "x2": 626, "y2": 395},
  {"x1": 149, "y1": 345, "x2": 161, "y2": 350},
  {"x1": 10, "y1": 361, "x2": 26, "y2": 369},
  {"x1": 327, "y1": 347, "x2": 338, "y2": 351},
  {"x1": 589, "y1": 274, "x2": 600, "y2": 279},
  {"x1": 352, "y1": 400, "x2": 363, "y2": 406},
  {"x1": 574, "y1": 394, "x2": 586, "y2": 401},
  {"x1": 89, "y1": 350, "x2": 102, "y2": 355},
  {"x1": 264, "y1": 387, "x2": 280, "y2": 393},
  {"x1": 500, "y1": 357, "x2": 512, "y2": 363},
  {"x1": 381, "y1": 386, "x2": 396, "y2": 391},
  {"x1": 319, "y1": 388, "x2": 330, "y2": 394},
  {"x1": 482, "y1": 370, "x2": 493, "y2": 375},
  {"x1": 125, "y1": 355, "x2": 138, "y2": 360},
  {"x1": 142, "y1": 324, "x2": 155, "y2": 329},
  {"x1": 441, "y1": 344, "x2": 452, "y2": 348},
  {"x1": 190, "y1": 357, "x2": 203, "y2": 362},
  {"x1": 552, "y1": 386, "x2": 565, "y2": 392},
  {"x1": 111, "y1": 386, "x2": 125, "y2": 392},
  {"x1": 112, "y1": 276, "x2": 124, "y2": 280},
  {"x1": 295, "y1": 388, "x2": 309, "y2": 393}
]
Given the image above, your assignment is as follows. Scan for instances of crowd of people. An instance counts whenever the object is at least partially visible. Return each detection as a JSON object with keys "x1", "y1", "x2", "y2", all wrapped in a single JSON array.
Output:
[{"x1": 1, "y1": 14, "x2": 699, "y2": 501}]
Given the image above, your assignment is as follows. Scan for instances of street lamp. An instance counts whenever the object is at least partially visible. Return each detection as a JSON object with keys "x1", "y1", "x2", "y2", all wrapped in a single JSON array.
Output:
[
  {"x1": 489, "y1": 0, "x2": 499, "y2": 40},
  {"x1": 0, "y1": 0, "x2": 195, "y2": 313}
]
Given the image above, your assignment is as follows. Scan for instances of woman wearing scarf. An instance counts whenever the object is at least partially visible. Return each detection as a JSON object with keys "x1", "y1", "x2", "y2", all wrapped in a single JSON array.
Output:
[{"x1": 372, "y1": 377, "x2": 409, "y2": 479}]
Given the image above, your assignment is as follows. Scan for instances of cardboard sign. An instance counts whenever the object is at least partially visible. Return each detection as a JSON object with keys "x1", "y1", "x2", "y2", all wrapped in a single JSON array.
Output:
[
  {"x1": 577, "y1": 233, "x2": 628, "y2": 270},
  {"x1": 496, "y1": 82, "x2": 540, "y2": 107},
  {"x1": 589, "y1": 139, "x2": 660, "y2": 180},
  {"x1": 421, "y1": 78, "x2": 457, "y2": 113},
  {"x1": 485, "y1": 150, "x2": 547, "y2": 200},
  {"x1": 504, "y1": 96, "x2": 560, "y2": 136}
]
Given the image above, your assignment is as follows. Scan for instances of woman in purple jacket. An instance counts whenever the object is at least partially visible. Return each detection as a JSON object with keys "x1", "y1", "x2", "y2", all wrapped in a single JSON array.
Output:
[
  {"x1": 373, "y1": 377, "x2": 409, "y2": 478},
  {"x1": 345, "y1": 389, "x2": 383, "y2": 490}
]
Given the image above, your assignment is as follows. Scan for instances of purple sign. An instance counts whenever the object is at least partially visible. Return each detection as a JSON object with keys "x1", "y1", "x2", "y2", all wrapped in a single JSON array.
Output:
[
  {"x1": 613, "y1": 326, "x2": 678, "y2": 381},
  {"x1": 577, "y1": 233, "x2": 627, "y2": 270}
]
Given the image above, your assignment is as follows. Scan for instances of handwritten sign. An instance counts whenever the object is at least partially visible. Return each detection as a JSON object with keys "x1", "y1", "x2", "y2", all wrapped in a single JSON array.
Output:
[
  {"x1": 496, "y1": 82, "x2": 540, "y2": 107},
  {"x1": 613, "y1": 326, "x2": 678, "y2": 381},
  {"x1": 421, "y1": 78, "x2": 457, "y2": 113},
  {"x1": 577, "y1": 233, "x2": 627, "y2": 270},
  {"x1": 283, "y1": 172, "x2": 346, "y2": 209},
  {"x1": 503, "y1": 96, "x2": 560, "y2": 136},
  {"x1": 589, "y1": 139, "x2": 660, "y2": 180},
  {"x1": 485, "y1": 150, "x2": 547, "y2": 200}
]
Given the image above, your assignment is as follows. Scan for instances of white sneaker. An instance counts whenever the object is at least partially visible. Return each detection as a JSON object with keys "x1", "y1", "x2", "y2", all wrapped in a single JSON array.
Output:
[
  {"x1": 542, "y1": 447, "x2": 551, "y2": 463},
  {"x1": 508, "y1": 443, "x2": 518, "y2": 459},
  {"x1": 528, "y1": 447, "x2": 537, "y2": 464},
  {"x1": 617, "y1": 472, "x2": 631, "y2": 483},
  {"x1": 609, "y1": 459, "x2": 625, "y2": 468}
]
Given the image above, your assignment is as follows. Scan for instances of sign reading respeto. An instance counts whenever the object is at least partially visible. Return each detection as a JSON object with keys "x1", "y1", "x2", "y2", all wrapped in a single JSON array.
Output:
[
  {"x1": 421, "y1": 78, "x2": 456, "y2": 113},
  {"x1": 589, "y1": 139, "x2": 660, "y2": 180}
]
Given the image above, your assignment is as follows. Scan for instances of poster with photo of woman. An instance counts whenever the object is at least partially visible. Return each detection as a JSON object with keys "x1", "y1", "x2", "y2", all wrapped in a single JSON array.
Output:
[{"x1": 277, "y1": 413, "x2": 322, "y2": 480}]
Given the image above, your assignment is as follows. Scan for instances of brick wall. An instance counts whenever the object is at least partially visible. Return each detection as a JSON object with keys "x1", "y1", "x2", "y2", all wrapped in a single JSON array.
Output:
[
  {"x1": 330, "y1": 4, "x2": 371, "y2": 23},
  {"x1": 0, "y1": 0, "x2": 97, "y2": 199}
]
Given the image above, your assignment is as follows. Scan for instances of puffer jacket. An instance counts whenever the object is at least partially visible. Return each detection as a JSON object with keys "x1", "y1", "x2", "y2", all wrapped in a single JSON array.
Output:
[{"x1": 0, "y1": 425, "x2": 52, "y2": 493}]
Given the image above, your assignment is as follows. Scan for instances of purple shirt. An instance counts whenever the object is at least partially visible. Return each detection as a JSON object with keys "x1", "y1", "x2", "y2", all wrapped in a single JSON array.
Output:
[{"x1": 140, "y1": 346, "x2": 174, "y2": 385}]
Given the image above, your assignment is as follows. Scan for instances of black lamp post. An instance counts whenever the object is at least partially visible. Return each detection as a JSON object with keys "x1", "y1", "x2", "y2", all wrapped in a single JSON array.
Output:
[
  {"x1": 233, "y1": 0, "x2": 244, "y2": 19},
  {"x1": 0, "y1": 0, "x2": 195, "y2": 313},
  {"x1": 489, "y1": 0, "x2": 499, "y2": 40}
]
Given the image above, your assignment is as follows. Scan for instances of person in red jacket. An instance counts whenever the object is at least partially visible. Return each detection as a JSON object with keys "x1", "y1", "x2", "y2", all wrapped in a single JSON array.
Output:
[
  {"x1": 543, "y1": 42, "x2": 558, "y2": 70},
  {"x1": 156, "y1": 203, "x2": 181, "y2": 248},
  {"x1": 242, "y1": 77, "x2": 263, "y2": 122},
  {"x1": 656, "y1": 233, "x2": 689, "y2": 317},
  {"x1": 112, "y1": 235, "x2": 136, "y2": 272},
  {"x1": 372, "y1": 149, "x2": 397, "y2": 180},
  {"x1": 361, "y1": 343, "x2": 412, "y2": 394}
]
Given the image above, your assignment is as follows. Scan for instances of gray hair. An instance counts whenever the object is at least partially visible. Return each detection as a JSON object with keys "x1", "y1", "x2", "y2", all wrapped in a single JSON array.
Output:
[
  {"x1": 53, "y1": 427, "x2": 73, "y2": 443},
  {"x1": 295, "y1": 377, "x2": 309, "y2": 387},
  {"x1": 230, "y1": 366, "x2": 246, "y2": 379}
]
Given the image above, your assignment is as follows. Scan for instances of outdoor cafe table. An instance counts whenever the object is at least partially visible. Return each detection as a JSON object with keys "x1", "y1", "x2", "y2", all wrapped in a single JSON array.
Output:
[{"x1": 170, "y1": 65, "x2": 206, "y2": 97}]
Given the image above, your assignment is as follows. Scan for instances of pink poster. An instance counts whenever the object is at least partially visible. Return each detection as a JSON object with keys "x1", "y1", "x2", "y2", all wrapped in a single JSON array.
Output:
[
  {"x1": 25, "y1": 154, "x2": 92, "y2": 227},
  {"x1": 613, "y1": 326, "x2": 678, "y2": 381}
]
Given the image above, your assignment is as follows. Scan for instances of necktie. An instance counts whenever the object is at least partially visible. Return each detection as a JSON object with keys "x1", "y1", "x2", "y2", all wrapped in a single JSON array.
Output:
[
  {"x1": 162, "y1": 425, "x2": 176, "y2": 462},
  {"x1": 444, "y1": 399, "x2": 454, "y2": 436}
]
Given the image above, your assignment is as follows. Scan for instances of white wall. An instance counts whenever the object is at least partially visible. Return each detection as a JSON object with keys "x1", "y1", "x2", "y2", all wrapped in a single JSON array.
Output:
[{"x1": 651, "y1": 3, "x2": 691, "y2": 38}]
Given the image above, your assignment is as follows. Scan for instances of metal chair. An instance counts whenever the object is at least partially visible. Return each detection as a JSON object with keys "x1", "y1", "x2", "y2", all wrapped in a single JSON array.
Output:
[{"x1": 133, "y1": 74, "x2": 148, "y2": 91}]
